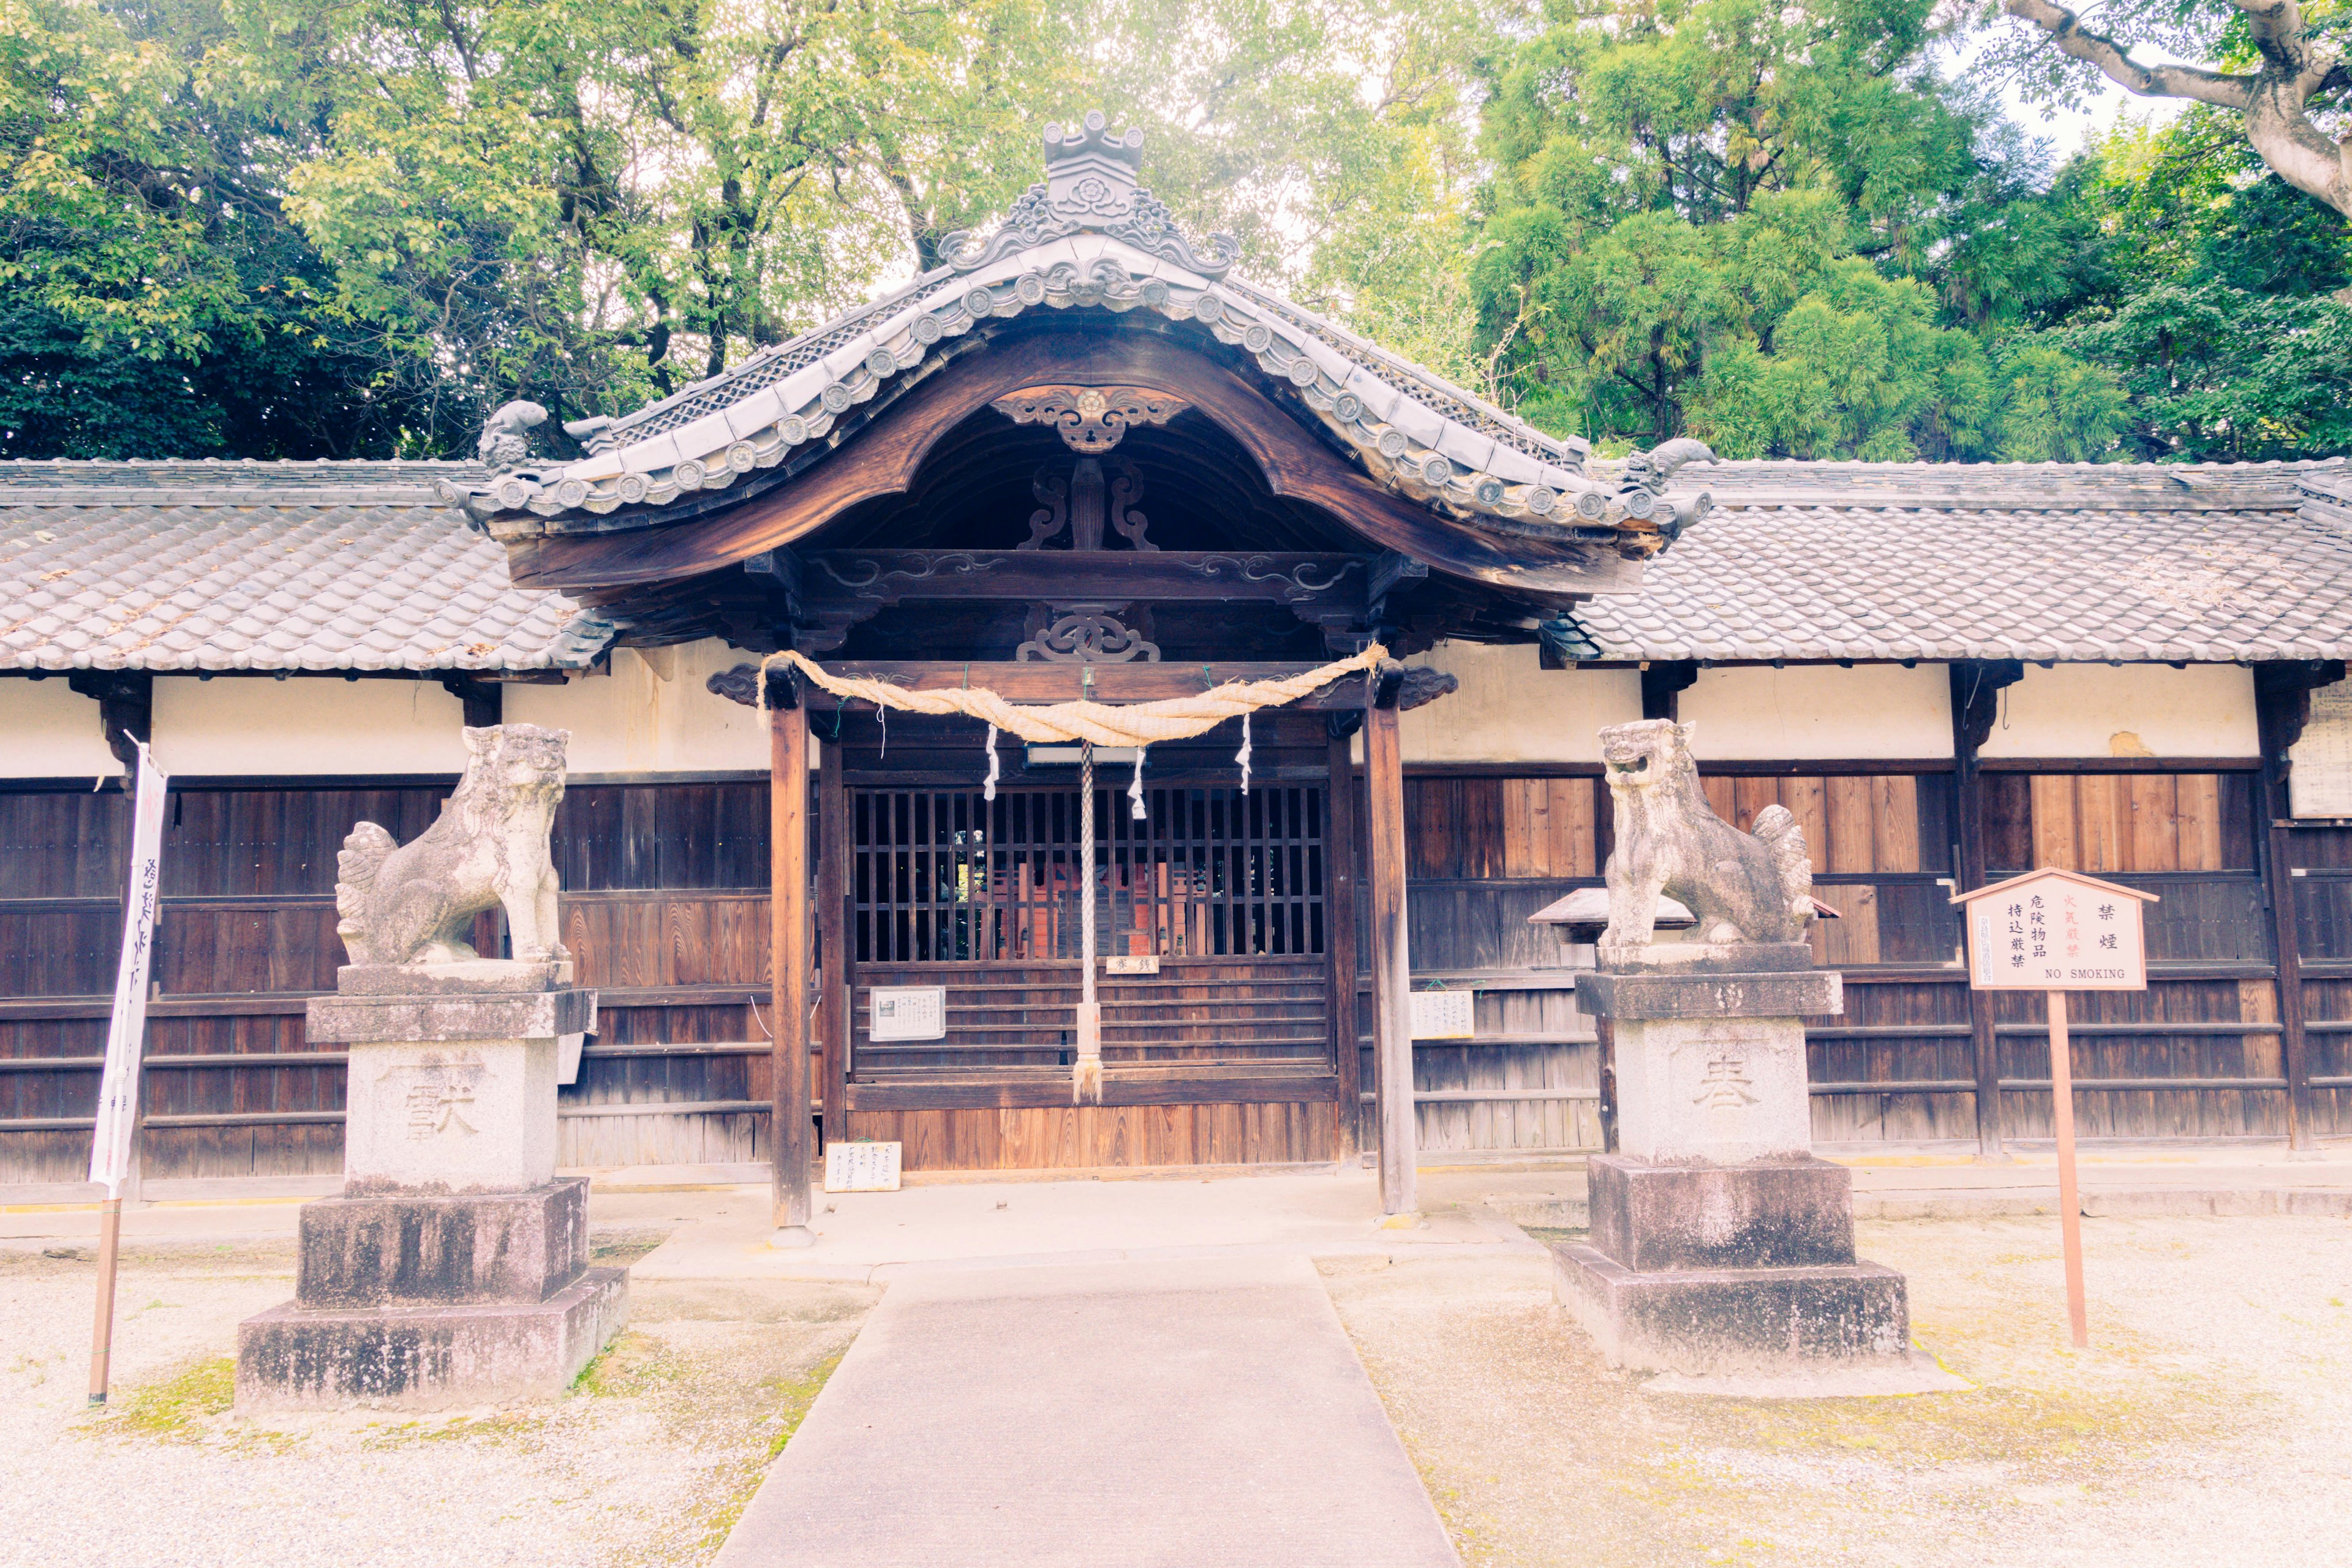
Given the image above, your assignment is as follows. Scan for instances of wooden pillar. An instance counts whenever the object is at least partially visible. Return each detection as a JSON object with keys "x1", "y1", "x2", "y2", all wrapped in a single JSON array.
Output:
[
  {"x1": 1325, "y1": 720, "x2": 1363, "y2": 1160},
  {"x1": 769, "y1": 688, "x2": 815, "y2": 1233},
  {"x1": 1951, "y1": 660, "x2": 2021, "y2": 1159},
  {"x1": 2255, "y1": 662, "x2": 2342, "y2": 1153},
  {"x1": 816, "y1": 729, "x2": 850, "y2": 1147},
  {"x1": 1365, "y1": 682, "x2": 1415, "y2": 1215}
]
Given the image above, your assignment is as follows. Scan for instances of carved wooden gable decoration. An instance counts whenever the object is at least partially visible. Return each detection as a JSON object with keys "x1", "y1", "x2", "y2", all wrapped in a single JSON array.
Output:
[{"x1": 448, "y1": 111, "x2": 1719, "y2": 663}]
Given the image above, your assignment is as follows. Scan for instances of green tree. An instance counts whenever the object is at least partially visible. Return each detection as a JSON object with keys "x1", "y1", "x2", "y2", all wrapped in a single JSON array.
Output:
[
  {"x1": 0, "y1": 0, "x2": 417, "y2": 457},
  {"x1": 1464, "y1": 0, "x2": 2126, "y2": 458},
  {"x1": 2018, "y1": 111, "x2": 2352, "y2": 461}
]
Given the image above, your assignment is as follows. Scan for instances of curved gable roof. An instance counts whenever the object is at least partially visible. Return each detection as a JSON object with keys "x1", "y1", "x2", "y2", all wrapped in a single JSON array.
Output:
[{"x1": 450, "y1": 114, "x2": 1713, "y2": 570}]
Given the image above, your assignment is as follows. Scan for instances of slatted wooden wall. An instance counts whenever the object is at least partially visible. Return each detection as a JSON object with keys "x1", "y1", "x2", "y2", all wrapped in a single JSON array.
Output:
[
  {"x1": 1396, "y1": 762, "x2": 2286, "y2": 1156},
  {"x1": 0, "y1": 778, "x2": 775, "y2": 1185}
]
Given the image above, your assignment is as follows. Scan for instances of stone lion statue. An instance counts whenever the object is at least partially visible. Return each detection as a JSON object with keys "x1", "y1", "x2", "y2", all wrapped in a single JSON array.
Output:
[
  {"x1": 1598, "y1": 719, "x2": 1815, "y2": 949},
  {"x1": 336, "y1": 725, "x2": 572, "y2": 967}
]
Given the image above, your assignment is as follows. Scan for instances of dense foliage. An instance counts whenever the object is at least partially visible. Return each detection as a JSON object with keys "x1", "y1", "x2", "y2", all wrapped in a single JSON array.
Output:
[{"x1": 2, "y1": 0, "x2": 2344, "y2": 462}]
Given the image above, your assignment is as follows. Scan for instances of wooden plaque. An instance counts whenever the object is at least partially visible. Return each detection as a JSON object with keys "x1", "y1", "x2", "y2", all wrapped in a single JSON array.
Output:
[
  {"x1": 1956, "y1": 868, "x2": 2154, "y2": 991},
  {"x1": 1410, "y1": 989, "x2": 1476, "y2": 1040}
]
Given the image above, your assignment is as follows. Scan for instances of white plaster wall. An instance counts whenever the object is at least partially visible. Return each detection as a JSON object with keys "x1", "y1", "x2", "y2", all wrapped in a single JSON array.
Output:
[
  {"x1": 1397, "y1": 643, "x2": 1642, "y2": 763},
  {"x1": 1676, "y1": 665, "x2": 1954, "y2": 760},
  {"x1": 0, "y1": 679, "x2": 123, "y2": 778},
  {"x1": 153, "y1": 677, "x2": 471, "y2": 775},
  {"x1": 505, "y1": 640, "x2": 784, "y2": 774},
  {"x1": 1977, "y1": 664, "x2": 2258, "y2": 760}
]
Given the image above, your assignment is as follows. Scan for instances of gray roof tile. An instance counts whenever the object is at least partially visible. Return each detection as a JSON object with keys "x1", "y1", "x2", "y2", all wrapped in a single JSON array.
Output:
[{"x1": 0, "y1": 464, "x2": 614, "y2": 673}]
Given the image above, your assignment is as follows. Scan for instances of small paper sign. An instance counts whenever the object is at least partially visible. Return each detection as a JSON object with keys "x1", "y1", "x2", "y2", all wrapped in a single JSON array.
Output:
[
  {"x1": 869, "y1": 986, "x2": 947, "y2": 1041},
  {"x1": 1410, "y1": 989, "x2": 1475, "y2": 1040},
  {"x1": 1105, "y1": 954, "x2": 1159, "y2": 975},
  {"x1": 825, "y1": 1141, "x2": 902, "y2": 1192}
]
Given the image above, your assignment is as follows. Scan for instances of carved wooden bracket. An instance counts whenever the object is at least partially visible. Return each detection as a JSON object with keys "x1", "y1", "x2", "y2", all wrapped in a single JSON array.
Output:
[{"x1": 992, "y1": 385, "x2": 1189, "y2": 454}]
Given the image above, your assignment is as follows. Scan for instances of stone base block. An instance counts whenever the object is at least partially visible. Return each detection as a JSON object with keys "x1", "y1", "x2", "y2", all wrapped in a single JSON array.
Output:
[
  {"x1": 1588, "y1": 1155, "x2": 1854, "y2": 1272},
  {"x1": 236, "y1": 1266, "x2": 628, "y2": 1410},
  {"x1": 1553, "y1": 1242, "x2": 1909, "y2": 1376},
  {"x1": 296, "y1": 1178, "x2": 589, "y2": 1309},
  {"x1": 1611, "y1": 1015, "x2": 1813, "y2": 1163},
  {"x1": 339, "y1": 1036, "x2": 560, "y2": 1194}
]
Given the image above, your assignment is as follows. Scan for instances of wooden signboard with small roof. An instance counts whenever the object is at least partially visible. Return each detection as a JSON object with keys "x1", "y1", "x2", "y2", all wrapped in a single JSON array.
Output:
[{"x1": 1953, "y1": 868, "x2": 2159, "y2": 1348}]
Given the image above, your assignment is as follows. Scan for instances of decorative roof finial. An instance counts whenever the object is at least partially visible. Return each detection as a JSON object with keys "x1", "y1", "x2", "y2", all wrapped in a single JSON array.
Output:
[{"x1": 938, "y1": 110, "x2": 1237, "y2": 279}]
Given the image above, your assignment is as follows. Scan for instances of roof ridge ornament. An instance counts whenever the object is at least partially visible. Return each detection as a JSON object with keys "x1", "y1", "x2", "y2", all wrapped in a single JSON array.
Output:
[{"x1": 938, "y1": 110, "x2": 1238, "y2": 279}]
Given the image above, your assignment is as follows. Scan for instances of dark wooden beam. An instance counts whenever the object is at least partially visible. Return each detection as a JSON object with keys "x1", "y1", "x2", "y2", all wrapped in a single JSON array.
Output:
[
  {"x1": 506, "y1": 331, "x2": 1639, "y2": 600},
  {"x1": 769, "y1": 696, "x2": 815, "y2": 1235},
  {"x1": 1950, "y1": 658, "x2": 2026, "y2": 1159},
  {"x1": 1640, "y1": 660, "x2": 1699, "y2": 722},
  {"x1": 1367, "y1": 550, "x2": 1429, "y2": 614},
  {"x1": 439, "y1": 675, "x2": 503, "y2": 730},
  {"x1": 1366, "y1": 682, "x2": 1415, "y2": 1215},
  {"x1": 2255, "y1": 660, "x2": 2345, "y2": 1154},
  {"x1": 67, "y1": 671, "x2": 151, "y2": 771},
  {"x1": 802, "y1": 549, "x2": 1370, "y2": 609}
]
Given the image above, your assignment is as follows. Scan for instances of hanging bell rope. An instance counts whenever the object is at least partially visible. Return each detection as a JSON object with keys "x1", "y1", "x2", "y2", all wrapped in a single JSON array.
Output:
[{"x1": 1076, "y1": 740, "x2": 1102, "y2": 1104}]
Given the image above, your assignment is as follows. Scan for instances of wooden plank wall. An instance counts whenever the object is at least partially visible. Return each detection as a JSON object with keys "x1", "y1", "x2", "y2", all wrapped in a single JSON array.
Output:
[
  {"x1": 2283, "y1": 820, "x2": 2352, "y2": 1137},
  {"x1": 1396, "y1": 762, "x2": 2283, "y2": 1156},
  {"x1": 0, "y1": 753, "x2": 2301, "y2": 1185},
  {"x1": 0, "y1": 778, "x2": 776, "y2": 1184}
]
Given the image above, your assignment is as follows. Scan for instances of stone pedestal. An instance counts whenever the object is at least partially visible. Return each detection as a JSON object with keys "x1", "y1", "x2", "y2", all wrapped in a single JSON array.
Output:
[
  {"x1": 236, "y1": 964, "x2": 627, "y2": 1409},
  {"x1": 1558, "y1": 952, "x2": 1912, "y2": 1376}
]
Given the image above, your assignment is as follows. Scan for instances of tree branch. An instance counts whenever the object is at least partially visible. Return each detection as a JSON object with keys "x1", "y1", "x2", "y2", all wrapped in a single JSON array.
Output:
[{"x1": 2000, "y1": 0, "x2": 2253, "y2": 109}]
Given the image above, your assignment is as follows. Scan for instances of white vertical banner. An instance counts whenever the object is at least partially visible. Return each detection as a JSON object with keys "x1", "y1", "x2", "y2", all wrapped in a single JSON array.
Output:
[{"x1": 88, "y1": 742, "x2": 168, "y2": 1196}]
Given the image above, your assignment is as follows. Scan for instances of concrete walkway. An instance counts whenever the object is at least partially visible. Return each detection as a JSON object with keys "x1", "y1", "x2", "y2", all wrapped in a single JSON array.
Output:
[{"x1": 712, "y1": 1253, "x2": 1460, "y2": 1568}]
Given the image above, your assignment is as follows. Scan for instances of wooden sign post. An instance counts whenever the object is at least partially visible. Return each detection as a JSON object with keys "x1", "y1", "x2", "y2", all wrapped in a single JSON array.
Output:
[{"x1": 1953, "y1": 869, "x2": 2157, "y2": 1349}]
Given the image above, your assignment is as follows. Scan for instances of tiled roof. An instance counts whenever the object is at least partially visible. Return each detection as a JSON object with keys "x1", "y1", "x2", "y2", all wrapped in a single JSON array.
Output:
[
  {"x1": 1572, "y1": 459, "x2": 2352, "y2": 663},
  {"x1": 9, "y1": 456, "x2": 2351, "y2": 671},
  {"x1": 451, "y1": 117, "x2": 1714, "y2": 556},
  {"x1": 0, "y1": 461, "x2": 615, "y2": 673}
]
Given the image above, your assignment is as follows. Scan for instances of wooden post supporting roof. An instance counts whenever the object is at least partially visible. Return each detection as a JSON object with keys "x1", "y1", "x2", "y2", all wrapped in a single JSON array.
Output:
[
  {"x1": 1951, "y1": 658, "x2": 2024, "y2": 1158},
  {"x1": 770, "y1": 687, "x2": 816, "y2": 1237},
  {"x1": 2255, "y1": 661, "x2": 2344, "y2": 1154},
  {"x1": 1366, "y1": 676, "x2": 1415, "y2": 1215}
]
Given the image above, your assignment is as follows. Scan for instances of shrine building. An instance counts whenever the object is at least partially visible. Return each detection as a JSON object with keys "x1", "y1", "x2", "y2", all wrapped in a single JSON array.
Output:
[{"x1": 6, "y1": 116, "x2": 2352, "y2": 1199}]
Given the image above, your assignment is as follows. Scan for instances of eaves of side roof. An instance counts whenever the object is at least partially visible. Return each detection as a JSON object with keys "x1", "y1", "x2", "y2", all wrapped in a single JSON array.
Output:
[
  {"x1": 0, "y1": 464, "x2": 615, "y2": 674},
  {"x1": 1573, "y1": 461, "x2": 2352, "y2": 665}
]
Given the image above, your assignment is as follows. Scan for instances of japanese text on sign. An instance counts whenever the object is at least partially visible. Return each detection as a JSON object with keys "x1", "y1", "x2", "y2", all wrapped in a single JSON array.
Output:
[
  {"x1": 1963, "y1": 870, "x2": 2149, "y2": 990},
  {"x1": 869, "y1": 986, "x2": 947, "y2": 1041}
]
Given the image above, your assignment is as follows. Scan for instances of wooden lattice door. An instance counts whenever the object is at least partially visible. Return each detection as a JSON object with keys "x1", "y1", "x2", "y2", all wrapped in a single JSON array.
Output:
[{"x1": 846, "y1": 782, "x2": 1332, "y2": 1092}]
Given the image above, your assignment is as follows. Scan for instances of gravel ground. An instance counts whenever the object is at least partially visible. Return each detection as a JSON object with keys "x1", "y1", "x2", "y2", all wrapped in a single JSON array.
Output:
[
  {"x1": 0, "y1": 1237, "x2": 876, "y2": 1568},
  {"x1": 1326, "y1": 1214, "x2": 2352, "y2": 1568}
]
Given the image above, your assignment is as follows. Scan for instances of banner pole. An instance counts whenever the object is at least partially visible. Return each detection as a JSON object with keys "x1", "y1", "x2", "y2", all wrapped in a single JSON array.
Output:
[
  {"x1": 2049, "y1": 987, "x2": 2089, "y2": 1349},
  {"x1": 86, "y1": 1199, "x2": 123, "y2": 1404}
]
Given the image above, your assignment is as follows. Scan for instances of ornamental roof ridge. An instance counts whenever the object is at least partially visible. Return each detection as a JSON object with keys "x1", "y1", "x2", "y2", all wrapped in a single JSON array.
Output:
[
  {"x1": 932, "y1": 110, "x2": 1240, "y2": 280},
  {"x1": 445, "y1": 111, "x2": 1727, "y2": 563}
]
